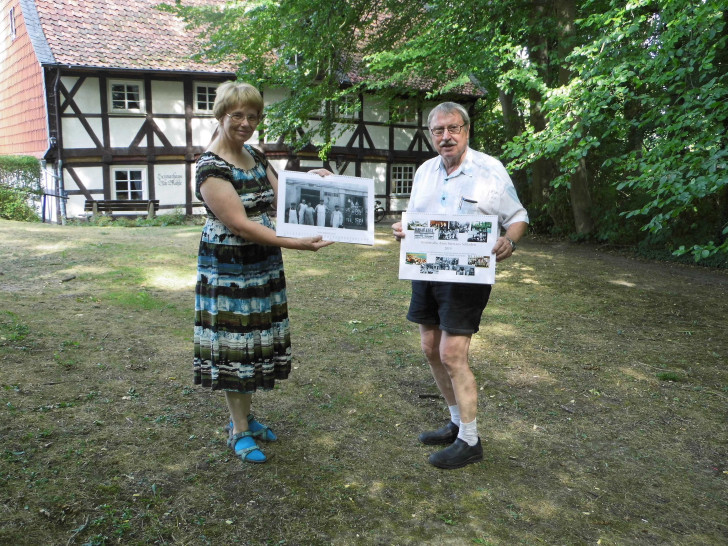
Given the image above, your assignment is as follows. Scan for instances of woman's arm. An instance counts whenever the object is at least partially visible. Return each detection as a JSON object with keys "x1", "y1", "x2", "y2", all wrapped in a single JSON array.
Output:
[{"x1": 200, "y1": 176, "x2": 333, "y2": 251}]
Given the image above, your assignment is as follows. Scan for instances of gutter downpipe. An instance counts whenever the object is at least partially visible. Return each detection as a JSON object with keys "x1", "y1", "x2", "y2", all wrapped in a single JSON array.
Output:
[{"x1": 53, "y1": 67, "x2": 66, "y2": 224}]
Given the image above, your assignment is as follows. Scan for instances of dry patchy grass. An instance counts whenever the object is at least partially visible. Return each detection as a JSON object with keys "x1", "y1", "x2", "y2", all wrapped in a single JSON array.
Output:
[{"x1": 0, "y1": 219, "x2": 726, "y2": 545}]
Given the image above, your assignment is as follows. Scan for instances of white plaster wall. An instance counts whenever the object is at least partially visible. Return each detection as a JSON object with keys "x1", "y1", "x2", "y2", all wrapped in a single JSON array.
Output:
[
  {"x1": 154, "y1": 164, "x2": 186, "y2": 206},
  {"x1": 423, "y1": 132, "x2": 434, "y2": 149},
  {"x1": 332, "y1": 123, "x2": 356, "y2": 147},
  {"x1": 153, "y1": 118, "x2": 186, "y2": 147},
  {"x1": 71, "y1": 166, "x2": 104, "y2": 191},
  {"x1": 269, "y1": 159, "x2": 287, "y2": 174},
  {"x1": 302, "y1": 121, "x2": 356, "y2": 147},
  {"x1": 66, "y1": 194, "x2": 86, "y2": 217},
  {"x1": 363, "y1": 96, "x2": 389, "y2": 123},
  {"x1": 62, "y1": 117, "x2": 103, "y2": 148},
  {"x1": 389, "y1": 196, "x2": 410, "y2": 212},
  {"x1": 108, "y1": 118, "x2": 145, "y2": 148},
  {"x1": 62, "y1": 76, "x2": 101, "y2": 114},
  {"x1": 190, "y1": 165, "x2": 203, "y2": 210},
  {"x1": 304, "y1": 120, "x2": 321, "y2": 141},
  {"x1": 263, "y1": 87, "x2": 289, "y2": 106},
  {"x1": 64, "y1": 166, "x2": 103, "y2": 217},
  {"x1": 422, "y1": 103, "x2": 439, "y2": 125},
  {"x1": 151, "y1": 81, "x2": 184, "y2": 114},
  {"x1": 335, "y1": 163, "x2": 354, "y2": 177},
  {"x1": 191, "y1": 117, "x2": 219, "y2": 148},
  {"x1": 361, "y1": 162, "x2": 387, "y2": 195},
  {"x1": 248, "y1": 129, "x2": 261, "y2": 146},
  {"x1": 367, "y1": 125, "x2": 389, "y2": 149},
  {"x1": 393, "y1": 127, "x2": 417, "y2": 151}
]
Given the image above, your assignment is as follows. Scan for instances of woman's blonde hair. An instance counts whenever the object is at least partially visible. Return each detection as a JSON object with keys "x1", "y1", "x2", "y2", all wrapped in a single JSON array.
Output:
[{"x1": 212, "y1": 81, "x2": 264, "y2": 120}]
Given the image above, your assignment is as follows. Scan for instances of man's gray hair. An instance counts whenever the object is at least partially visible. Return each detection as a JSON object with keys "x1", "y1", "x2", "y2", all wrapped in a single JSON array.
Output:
[{"x1": 427, "y1": 102, "x2": 470, "y2": 127}]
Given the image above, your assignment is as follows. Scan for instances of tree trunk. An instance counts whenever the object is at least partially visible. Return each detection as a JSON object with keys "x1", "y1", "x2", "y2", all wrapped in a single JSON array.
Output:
[
  {"x1": 527, "y1": 20, "x2": 557, "y2": 217},
  {"x1": 498, "y1": 88, "x2": 528, "y2": 201},
  {"x1": 556, "y1": 0, "x2": 594, "y2": 235}
]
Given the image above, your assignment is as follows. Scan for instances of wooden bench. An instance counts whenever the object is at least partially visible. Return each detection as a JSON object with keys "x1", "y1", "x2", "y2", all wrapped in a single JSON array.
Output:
[{"x1": 85, "y1": 199, "x2": 159, "y2": 218}]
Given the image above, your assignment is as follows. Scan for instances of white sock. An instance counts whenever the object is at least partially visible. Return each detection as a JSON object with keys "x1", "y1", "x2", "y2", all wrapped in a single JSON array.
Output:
[
  {"x1": 458, "y1": 418, "x2": 479, "y2": 446},
  {"x1": 448, "y1": 405, "x2": 461, "y2": 427}
]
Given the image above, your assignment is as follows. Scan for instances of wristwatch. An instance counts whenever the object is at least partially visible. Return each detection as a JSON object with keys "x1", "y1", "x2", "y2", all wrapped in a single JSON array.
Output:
[{"x1": 505, "y1": 236, "x2": 516, "y2": 251}]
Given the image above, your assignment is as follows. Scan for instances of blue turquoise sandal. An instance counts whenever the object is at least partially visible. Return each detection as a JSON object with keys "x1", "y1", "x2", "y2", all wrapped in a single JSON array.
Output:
[
  {"x1": 228, "y1": 431, "x2": 266, "y2": 464},
  {"x1": 224, "y1": 414, "x2": 278, "y2": 442}
]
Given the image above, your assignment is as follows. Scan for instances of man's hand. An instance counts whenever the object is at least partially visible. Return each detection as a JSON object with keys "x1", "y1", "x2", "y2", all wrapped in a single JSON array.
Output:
[
  {"x1": 492, "y1": 236, "x2": 514, "y2": 262},
  {"x1": 392, "y1": 221, "x2": 405, "y2": 241}
]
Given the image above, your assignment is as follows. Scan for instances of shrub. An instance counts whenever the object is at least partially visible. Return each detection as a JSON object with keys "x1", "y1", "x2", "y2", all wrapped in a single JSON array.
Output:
[
  {"x1": 0, "y1": 156, "x2": 42, "y2": 222},
  {"x1": 0, "y1": 185, "x2": 40, "y2": 221}
]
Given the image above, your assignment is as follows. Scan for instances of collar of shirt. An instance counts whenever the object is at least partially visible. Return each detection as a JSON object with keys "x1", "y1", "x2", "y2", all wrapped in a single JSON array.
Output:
[
  {"x1": 432, "y1": 149, "x2": 476, "y2": 211},
  {"x1": 437, "y1": 148, "x2": 473, "y2": 181}
]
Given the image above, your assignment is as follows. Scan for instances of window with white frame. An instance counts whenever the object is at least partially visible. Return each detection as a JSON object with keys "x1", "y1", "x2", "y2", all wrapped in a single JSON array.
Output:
[
  {"x1": 286, "y1": 52, "x2": 304, "y2": 68},
  {"x1": 9, "y1": 7, "x2": 16, "y2": 40},
  {"x1": 195, "y1": 83, "x2": 217, "y2": 112},
  {"x1": 336, "y1": 95, "x2": 360, "y2": 120},
  {"x1": 109, "y1": 81, "x2": 145, "y2": 112},
  {"x1": 391, "y1": 164, "x2": 415, "y2": 194},
  {"x1": 113, "y1": 168, "x2": 145, "y2": 200}
]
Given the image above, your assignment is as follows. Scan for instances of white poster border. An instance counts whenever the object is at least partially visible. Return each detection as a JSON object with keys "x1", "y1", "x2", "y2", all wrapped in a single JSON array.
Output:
[
  {"x1": 398, "y1": 212, "x2": 499, "y2": 284},
  {"x1": 275, "y1": 170, "x2": 375, "y2": 246}
]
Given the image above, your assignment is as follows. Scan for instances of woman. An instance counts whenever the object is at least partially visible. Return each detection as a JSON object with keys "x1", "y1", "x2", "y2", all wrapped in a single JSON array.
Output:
[{"x1": 194, "y1": 81, "x2": 333, "y2": 464}]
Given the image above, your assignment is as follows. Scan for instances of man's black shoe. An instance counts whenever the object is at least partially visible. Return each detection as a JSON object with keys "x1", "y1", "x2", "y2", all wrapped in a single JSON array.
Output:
[
  {"x1": 428, "y1": 438, "x2": 483, "y2": 469},
  {"x1": 418, "y1": 421, "x2": 459, "y2": 445}
]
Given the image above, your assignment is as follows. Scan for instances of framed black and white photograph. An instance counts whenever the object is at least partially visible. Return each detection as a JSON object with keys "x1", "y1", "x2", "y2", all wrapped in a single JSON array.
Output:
[
  {"x1": 399, "y1": 212, "x2": 499, "y2": 284},
  {"x1": 275, "y1": 170, "x2": 375, "y2": 246}
]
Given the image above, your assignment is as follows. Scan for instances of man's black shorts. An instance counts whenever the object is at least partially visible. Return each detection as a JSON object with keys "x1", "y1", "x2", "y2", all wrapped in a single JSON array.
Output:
[{"x1": 406, "y1": 280, "x2": 492, "y2": 335}]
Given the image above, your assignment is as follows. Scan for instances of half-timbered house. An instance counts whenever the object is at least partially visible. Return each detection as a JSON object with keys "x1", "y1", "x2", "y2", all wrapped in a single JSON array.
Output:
[{"x1": 1, "y1": 0, "x2": 475, "y2": 222}]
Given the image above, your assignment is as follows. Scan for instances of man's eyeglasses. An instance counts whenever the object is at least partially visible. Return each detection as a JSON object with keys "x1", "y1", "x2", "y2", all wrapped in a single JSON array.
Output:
[
  {"x1": 430, "y1": 124, "x2": 466, "y2": 137},
  {"x1": 226, "y1": 113, "x2": 263, "y2": 124}
]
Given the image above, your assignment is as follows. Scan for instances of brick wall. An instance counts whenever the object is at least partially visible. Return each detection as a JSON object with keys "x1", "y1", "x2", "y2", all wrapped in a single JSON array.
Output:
[{"x1": 0, "y1": 0, "x2": 48, "y2": 158}]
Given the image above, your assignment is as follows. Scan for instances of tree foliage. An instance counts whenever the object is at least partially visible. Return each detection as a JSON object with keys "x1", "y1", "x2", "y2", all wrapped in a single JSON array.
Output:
[{"x1": 165, "y1": 0, "x2": 727, "y2": 263}]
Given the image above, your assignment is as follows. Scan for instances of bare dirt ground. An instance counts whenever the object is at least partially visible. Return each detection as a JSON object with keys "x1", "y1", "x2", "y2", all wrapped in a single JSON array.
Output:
[{"x1": 1, "y1": 219, "x2": 726, "y2": 545}]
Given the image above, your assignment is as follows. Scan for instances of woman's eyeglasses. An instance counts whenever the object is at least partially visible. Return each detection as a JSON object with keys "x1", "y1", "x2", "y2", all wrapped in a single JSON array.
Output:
[
  {"x1": 429, "y1": 124, "x2": 466, "y2": 137},
  {"x1": 226, "y1": 113, "x2": 264, "y2": 124}
]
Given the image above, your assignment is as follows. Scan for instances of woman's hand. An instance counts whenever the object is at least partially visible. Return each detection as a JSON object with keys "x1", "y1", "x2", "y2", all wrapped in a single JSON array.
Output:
[
  {"x1": 309, "y1": 169, "x2": 333, "y2": 177},
  {"x1": 392, "y1": 221, "x2": 405, "y2": 241},
  {"x1": 298, "y1": 236, "x2": 335, "y2": 251}
]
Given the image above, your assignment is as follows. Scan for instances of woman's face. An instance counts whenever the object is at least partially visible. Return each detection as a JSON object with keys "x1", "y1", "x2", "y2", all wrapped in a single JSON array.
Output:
[{"x1": 220, "y1": 103, "x2": 262, "y2": 145}]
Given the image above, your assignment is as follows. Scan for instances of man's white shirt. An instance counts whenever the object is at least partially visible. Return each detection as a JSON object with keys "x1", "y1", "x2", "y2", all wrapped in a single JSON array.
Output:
[{"x1": 406, "y1": 148, "x2": 529, "y2": 229}]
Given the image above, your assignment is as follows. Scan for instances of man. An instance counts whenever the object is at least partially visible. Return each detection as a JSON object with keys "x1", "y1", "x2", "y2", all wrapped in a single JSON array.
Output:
[
  {"x1": 392, "y1": 102, "x2": 528, "y2": 469},
  {"x1": 331, "y1": 205, "x2": 344, "y2": 228},
  {"x1": 288, "y1": 202, "x2": 298, "y2": 224},
  {"x1": 298, "y1": 200, "x2": 308, "y2": 223},
  {"x1": 303, "y1": 203, "x2": 315, "y2": 225},
  {"x1": 315, "y1": 199, "x2": 327, "y2": 227}
]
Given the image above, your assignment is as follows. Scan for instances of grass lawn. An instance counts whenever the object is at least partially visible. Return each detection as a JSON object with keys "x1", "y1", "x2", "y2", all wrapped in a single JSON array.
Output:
[{"x1": 0, "y1": 219, "x2": 726, "y2": 545}]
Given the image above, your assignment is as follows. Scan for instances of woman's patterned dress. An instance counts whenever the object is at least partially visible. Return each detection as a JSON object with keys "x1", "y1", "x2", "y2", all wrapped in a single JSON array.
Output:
[{"x1": 193, "y1": 145, "x2": 291, "y2": 392}]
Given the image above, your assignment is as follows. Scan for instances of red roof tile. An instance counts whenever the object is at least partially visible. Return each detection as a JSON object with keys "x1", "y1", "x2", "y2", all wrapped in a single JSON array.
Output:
[{"x1": 33, "y1": 0, "x2": 236, "y2": 73}]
